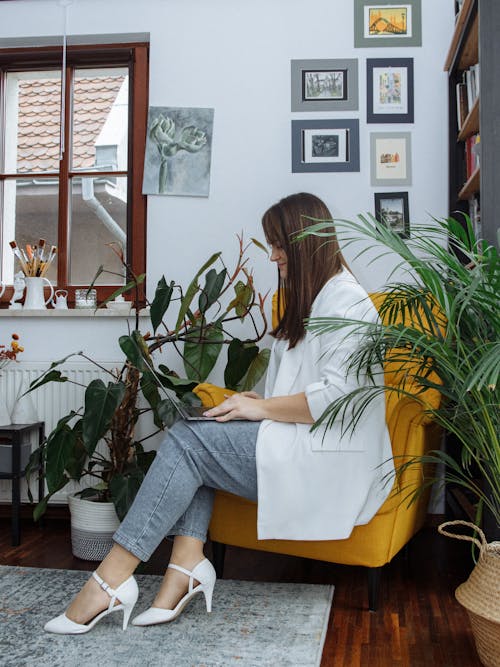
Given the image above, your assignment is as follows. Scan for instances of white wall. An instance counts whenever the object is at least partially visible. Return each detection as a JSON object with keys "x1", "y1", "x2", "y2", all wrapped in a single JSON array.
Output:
[{"x1": 0, "y1": 0, "x2": 455, "y2": 368}]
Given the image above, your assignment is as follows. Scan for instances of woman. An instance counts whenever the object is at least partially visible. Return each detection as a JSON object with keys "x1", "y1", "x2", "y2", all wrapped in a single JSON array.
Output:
[{"x1": 44, "y1": 192, "x2": 394, "y2": 634}]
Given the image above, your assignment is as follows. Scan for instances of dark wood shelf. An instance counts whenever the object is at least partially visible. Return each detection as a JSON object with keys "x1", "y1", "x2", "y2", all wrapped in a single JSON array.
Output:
[
  {"x1": 457, "y1": 96, "x2": 479, "y2": 141},
  {"x1": 445, "y1": 0, "x2": 477, "y2": 71},
  {"x1": 459, "y1": 166, "x2": 480, "y2": 200}
]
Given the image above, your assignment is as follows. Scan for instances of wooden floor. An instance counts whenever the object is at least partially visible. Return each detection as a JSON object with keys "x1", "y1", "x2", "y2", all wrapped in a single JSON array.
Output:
[{"x1": 0, "y1": 515, "x2": 482, "y2": 667}]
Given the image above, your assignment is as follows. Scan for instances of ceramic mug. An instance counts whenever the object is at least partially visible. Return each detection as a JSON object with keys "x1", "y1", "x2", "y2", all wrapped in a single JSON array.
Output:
[{"x1": 52, "y1": 289, "x2": 68, "y2": 310}]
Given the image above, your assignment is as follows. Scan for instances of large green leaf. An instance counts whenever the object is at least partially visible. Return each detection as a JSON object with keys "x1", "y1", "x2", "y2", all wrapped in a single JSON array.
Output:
[
  {"x1": 109, "y1": 468, "x2": 145, "y2": 520},
  {"x1": 82, "y1": 379, "x2": 126, "y2": 456},
  {"x1": 224, "y1": 339, "x2": 259, "y2": 390},
  {"x1": 140, "y1": 370, "x2": 163, "y2": 428},
  {"x1": 156, "y1": 366, "x2": 199, "y2": 397},
  {"x1": 119, "y1": 330, "x2": 151, "y2": 371},
  {"x1": 175, "y1": 252, "x2": 221, "y2": 332},
  {"x1": 64, "y1": 419, "x2": 87, "y2": 481},
  {"x1": 198, "y1": 268, "x2": 227, "y2": 313},
  {"x1": 183, "y1": 322, "x2": 224, "y2": 381},
  {"x1": 27, "y1": 369, "x2": 68, "y2": 393},
  {"x1": 241, "y1": 348, "x2": 271, "y2": 390},
  {"x1": 150, "y1": 276, "x2": 175, "y2": 333},
  {"x1": 227, "y1": 280, "x2": 253, "y2": 319},
  {"x1": 45, "y1": 425, "x2": 76, "y2": 493}
]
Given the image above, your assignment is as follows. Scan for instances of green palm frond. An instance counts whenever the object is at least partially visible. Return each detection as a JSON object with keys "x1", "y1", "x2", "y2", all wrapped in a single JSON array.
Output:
[{"x1": 303, "y1": 214, "x2": 500, "y2": 526}]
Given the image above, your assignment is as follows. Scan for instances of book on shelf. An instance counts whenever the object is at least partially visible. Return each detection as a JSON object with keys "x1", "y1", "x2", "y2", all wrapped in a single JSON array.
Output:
[
  {"x1": 464, "y1": 65, "x2": 480, "y2": 111},
  {"x1": 465, "y1": 133, "x2": 480, "y2": 179},
  {"x1": 456, "y1": 82, "x2": 468, "y2": 129}
]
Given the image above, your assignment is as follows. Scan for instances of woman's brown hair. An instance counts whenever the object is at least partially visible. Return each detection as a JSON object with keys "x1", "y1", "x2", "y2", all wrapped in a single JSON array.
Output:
[{"x1": 262, "y1": 192, "x2": 348, "y2": 348}]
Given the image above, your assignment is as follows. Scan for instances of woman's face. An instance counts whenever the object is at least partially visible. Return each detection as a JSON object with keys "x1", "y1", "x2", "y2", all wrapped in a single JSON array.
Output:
[{"x1": 270, "y1": 242, "x2": 287, "y2": 279}]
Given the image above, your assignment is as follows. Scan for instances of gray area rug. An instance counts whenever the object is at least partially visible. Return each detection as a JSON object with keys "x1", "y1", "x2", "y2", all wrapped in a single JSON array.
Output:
[{"x1": 0, "y1": 566, "x2": 333, "y2": 667}]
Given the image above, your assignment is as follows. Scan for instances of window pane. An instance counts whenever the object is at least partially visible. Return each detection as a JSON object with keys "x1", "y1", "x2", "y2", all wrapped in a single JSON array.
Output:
[
  {"x1": 5, "y1": 70, "x2": 61, "y2": 174},
  {"x1": 1, "y1": 178, "x2": 58, "y2": 284},
  {"x1": 72, "y1": 68, "x2": 128, "y2": 173},
  {"x1": 69, "y1": 176, "x2": 127, "y2": 285}
]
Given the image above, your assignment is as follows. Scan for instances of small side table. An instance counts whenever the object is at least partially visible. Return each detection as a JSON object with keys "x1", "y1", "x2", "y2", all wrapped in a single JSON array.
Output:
[{"x1": 0, "y1": 421, "x2": 45, "y2": 546}]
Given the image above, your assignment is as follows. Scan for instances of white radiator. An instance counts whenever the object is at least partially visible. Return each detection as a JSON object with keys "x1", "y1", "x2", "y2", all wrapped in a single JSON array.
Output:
[{"x1": 0, "y1": 360, "x2": 122, "y2": 504}]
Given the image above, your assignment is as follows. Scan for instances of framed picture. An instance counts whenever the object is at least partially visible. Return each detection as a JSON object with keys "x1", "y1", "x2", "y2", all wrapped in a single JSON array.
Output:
[
  {"x1": 374, "y1": 191, "x2": 410, "y2": 237},
  {"x1": 370, "y1": 132, "x2": 411, "y2": 186},
  {"x1": 291, "y1": 59, "x2": 359, "y2": 111},
  {"x1": 292, "y1": 119, "x2": 360, "y2": 173},
  {"x1": 354, "y1": 0, "x2": 422, "y2": 48},
  {"x1": 367, "y1": 58, "x2": 414, "y2": 123}
]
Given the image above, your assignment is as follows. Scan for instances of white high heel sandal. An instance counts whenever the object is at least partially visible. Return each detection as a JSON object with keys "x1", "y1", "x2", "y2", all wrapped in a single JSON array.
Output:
[
  {"x1": 44, "y1": 571, "x2": 139, "y2": 634},
  {"x1": 132, "y1": 558, "x2": 216, "y2": 626}
]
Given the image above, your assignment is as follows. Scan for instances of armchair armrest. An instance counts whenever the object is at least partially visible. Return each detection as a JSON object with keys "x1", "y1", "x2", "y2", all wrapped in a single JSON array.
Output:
[{"x1": 193, "y1": 382, "x2": 237, "y2": 407}]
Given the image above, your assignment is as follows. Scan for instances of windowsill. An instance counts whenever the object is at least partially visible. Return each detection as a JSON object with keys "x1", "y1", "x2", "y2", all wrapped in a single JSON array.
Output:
[{"x1": 0, "y1": 308, "x2": 150, "y2": 317}]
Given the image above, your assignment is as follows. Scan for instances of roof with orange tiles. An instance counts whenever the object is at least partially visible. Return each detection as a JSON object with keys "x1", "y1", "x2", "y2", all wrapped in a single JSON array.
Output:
[{"x1": 17, "y1": 75, "x2": 125, "y2": 173}]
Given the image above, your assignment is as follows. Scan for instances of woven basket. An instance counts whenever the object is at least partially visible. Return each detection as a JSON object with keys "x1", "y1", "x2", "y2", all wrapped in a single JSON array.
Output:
[
  {"x1": 439, "y1": 520, "x2": 500, "y2": 667},
  {"x1": 68, "y1": 494, "x2": 120, "y2": 561}
]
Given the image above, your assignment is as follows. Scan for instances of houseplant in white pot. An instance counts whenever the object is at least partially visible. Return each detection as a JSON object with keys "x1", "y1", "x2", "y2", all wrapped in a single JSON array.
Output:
[
  {"x1": 299, "y1": 213, "x2": 499, "y2": 665},
  {"x1": 26, "y1": 237, "x2": 270, "y2": 560}
]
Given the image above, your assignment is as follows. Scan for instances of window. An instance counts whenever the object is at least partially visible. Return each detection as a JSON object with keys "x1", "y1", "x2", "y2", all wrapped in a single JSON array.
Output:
[{"x1": 0, "y1": 42, "x2": 148, "y2": 304}]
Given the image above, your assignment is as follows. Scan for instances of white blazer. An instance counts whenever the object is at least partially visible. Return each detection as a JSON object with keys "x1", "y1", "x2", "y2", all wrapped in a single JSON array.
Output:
[{"x1": 256, "y1": 269, "x2": 394, "y2": 540}]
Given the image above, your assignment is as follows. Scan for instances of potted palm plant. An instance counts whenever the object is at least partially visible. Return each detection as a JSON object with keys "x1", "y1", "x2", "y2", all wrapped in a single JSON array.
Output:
[
  {"x1": 26, "y1": 236, "x2": 270, "y2": 560},
  {"x1": 299, "y1": 213, "x2": 499, "y2": 666}
]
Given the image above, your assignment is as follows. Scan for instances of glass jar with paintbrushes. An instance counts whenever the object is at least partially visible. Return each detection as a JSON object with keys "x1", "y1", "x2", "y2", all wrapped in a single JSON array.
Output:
[{"x1": 8, "y1": 239, "x2": 57, "y2": 309}]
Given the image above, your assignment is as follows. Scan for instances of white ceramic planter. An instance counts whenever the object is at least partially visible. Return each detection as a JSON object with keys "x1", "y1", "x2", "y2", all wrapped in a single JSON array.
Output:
[{"x1": 68, "y1": 493, "x2": 120, "y2": 561}]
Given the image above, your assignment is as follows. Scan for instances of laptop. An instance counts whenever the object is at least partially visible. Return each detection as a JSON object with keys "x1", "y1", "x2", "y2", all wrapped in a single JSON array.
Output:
[{"x1": 165, "y1": 390, "x2": 219, "y2": 421}]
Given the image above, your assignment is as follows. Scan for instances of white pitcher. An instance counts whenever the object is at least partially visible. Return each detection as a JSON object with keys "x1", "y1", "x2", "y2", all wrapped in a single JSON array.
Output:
[
  {"x1": 0, "y1": 280, "x2": 5, "y2": 299},
  {"x1": 23, "y1": 276, "x2": 54, "y2": 309}
]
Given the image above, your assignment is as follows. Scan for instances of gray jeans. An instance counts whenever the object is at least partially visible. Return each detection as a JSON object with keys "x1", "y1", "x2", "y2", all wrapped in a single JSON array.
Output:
[{"x1": 113, "y1": 419, "x2": 260, "y2": 561}]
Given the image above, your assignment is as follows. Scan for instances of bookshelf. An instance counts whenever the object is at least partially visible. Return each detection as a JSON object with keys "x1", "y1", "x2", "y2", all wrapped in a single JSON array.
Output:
[{"x1": 446, "y1": 0, "x2": 500, "y2": 248}]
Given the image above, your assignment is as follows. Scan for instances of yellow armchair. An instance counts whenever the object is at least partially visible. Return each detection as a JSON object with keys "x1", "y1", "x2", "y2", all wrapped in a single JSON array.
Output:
[{"x1": 193, "y1": 292, "x2": 443, "y2": 611}]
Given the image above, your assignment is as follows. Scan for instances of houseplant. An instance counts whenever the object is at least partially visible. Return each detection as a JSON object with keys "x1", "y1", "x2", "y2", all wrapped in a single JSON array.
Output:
[
  {"x1": 299, "y1": 213, "x2": 499, "y2": 665},
  {"x1": 26, "y1": 236, "x2": 270, "y2": 558},
  {"x1": 300, "y1": 213, "x2": 499, "y2": 531}
]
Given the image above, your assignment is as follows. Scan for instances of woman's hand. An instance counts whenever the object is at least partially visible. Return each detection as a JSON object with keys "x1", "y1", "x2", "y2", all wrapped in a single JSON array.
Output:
[
  {"x1": 203, "y1": 391, "x2": 314, "y2": 424},
  {"x1": 203, "y1": 392, "x2": 265, "y2": 422}
]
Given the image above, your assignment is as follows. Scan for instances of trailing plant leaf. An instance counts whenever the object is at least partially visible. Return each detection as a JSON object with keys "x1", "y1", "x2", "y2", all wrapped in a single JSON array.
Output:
[
  {"x1": 224, "y1": 339, "x2": 259, "y2": 390},
  {"x1": 150, "y1": 276, "x2": 175, "y2": 333}
]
